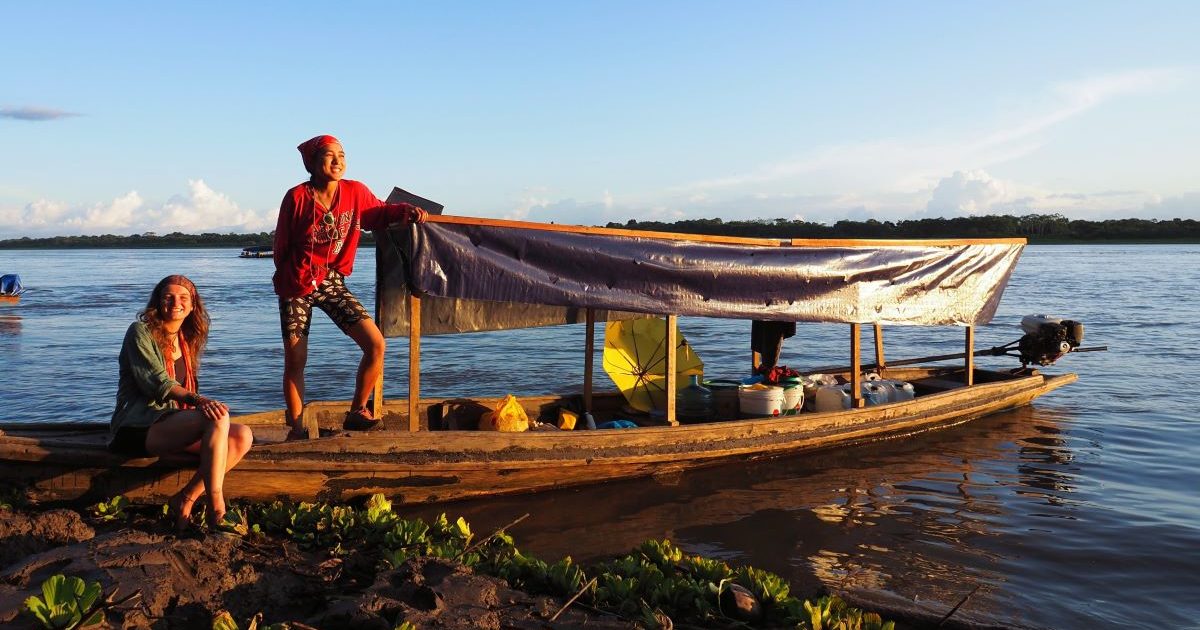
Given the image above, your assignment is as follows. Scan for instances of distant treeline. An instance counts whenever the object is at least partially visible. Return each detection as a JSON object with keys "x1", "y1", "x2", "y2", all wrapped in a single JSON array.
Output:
[
  {"x1": 2, "y1": 214, "x2": 1198, "y2": 248},
  {"x1": 0, "y1": 230, "x2": 393, "y2": 249},
  {"x1": 0, "y1": 231, "x2": 276, "y2": 249},
  {"x1": 606, "y1": 214, "x2": 1200, "y2": 242}
]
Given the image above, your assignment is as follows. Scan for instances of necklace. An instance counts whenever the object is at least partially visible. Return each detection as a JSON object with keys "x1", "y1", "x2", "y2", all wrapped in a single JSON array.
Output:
[{"x1": 310, "y1": 182, "x2": 337, "y2": 209}]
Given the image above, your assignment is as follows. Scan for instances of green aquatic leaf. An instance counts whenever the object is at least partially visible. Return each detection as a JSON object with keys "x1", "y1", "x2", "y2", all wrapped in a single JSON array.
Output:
[
  {"x1": 22, "y1": 574, "x2": 105, "y2": 629},
  {"x1": 211, "y1": 610, "x2": 239, "y2": 630},
  {"x1": 364, "y1": 493, "x2": 394, "y2": 526},
  {"x1": 88, "y1": 496, "x2": 128, "y2": 522}
]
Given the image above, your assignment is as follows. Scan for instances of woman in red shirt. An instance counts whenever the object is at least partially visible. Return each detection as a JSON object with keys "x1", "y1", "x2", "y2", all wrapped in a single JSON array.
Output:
[{"x1": 273, "y1": 135, "x2": 427, "y2": 438}]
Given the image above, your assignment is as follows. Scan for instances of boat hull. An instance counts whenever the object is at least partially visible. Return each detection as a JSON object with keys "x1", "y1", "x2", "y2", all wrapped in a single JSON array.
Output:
[{"x1": 0, "y1": 368, "x2": 1075, "y2": 506}]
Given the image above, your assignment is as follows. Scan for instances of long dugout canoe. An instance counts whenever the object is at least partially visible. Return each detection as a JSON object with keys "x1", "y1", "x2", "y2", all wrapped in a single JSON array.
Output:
[{"x1": 0, "y1": 367, "x2": 1075, "y2": 506}]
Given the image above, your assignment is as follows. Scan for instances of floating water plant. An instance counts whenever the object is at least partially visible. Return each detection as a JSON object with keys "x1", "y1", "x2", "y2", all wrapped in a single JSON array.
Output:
[
  {"x1": 211, "y1": 610, "x2": 289, "y2": 630},
  {"x1": 87, "y1": 495, "x2": 128, "y2": 522},
  {"x1": 67, "y1": 492, "x2": 894, "y2": 629},
  {"x1": 22, "y1": 574, "x2": 104, "y2": 629}
]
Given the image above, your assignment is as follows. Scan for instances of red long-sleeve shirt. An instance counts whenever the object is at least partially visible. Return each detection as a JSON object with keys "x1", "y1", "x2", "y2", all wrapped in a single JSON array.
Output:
[{"x1": 272, "y1": 179, "x2": 418, "y2": 298}]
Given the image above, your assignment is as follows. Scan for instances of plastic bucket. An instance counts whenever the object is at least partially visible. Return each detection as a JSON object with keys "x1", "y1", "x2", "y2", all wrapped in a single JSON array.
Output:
[
  {"x1": 781, "y1": 386, "x2": 804, "y2": 414},
  {"x1": 738, "y1": 385, "x2": 785, "y2": 418},
  {"x1": 704, "y1": 379, "x2": 742, "y2": 420}
]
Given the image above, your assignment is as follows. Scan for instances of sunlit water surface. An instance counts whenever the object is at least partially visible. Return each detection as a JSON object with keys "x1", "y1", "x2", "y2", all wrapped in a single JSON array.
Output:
[{"x1": 1, "y1": 245, "x2": 1197, "y2": 628}]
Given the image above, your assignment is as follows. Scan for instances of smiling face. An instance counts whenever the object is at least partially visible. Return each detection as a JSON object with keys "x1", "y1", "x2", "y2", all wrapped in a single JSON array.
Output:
[
  {"x1": 160, "y1": 283, "x2": 194, "y2": 325},
  {"x1": 307, "y1": 142, "x2": 346, "y2": 183}
]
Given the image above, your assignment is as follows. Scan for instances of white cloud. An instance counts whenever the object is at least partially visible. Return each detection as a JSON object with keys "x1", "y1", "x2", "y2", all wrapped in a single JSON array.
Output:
[
  {"x1": 504, "y1": 187, "x2": 553, "y2": 221},
  {"x1": 469, "y1": 178, "x2": 1197, "y2": 228},
  {"x1": 0, "y1": 180, "x2": 275, "y2": 238},
  {"x1": 974, "y1": 69, "x2": 1185, "y2": 151},
  {"x1": 926, "y1": 170, "x2": 1008, "y2": 217},
  {"x1": 1140, "y1": 192, "x2": 1200, "y2": 220},
  {"x1": 659, "y1": 68, "x2": 1189, "y2": 223},
  {"x1": 153, "y1": 180, "x2": 269, "y2": 232}
]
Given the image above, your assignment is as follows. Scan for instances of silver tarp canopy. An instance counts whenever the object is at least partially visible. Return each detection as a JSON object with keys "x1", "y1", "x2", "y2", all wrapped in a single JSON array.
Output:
[{"x1": 376, "y1": 219, "x2": 1024, "y2": 337}]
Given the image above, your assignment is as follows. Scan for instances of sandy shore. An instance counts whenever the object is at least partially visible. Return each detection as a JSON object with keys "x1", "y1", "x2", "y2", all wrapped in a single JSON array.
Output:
[
  {"x1": 0, "y1": 506, "x2": 632, "y2": 629},
  {"x1": 0, "y1": 503, "x2": 1018, "y2": 630}
]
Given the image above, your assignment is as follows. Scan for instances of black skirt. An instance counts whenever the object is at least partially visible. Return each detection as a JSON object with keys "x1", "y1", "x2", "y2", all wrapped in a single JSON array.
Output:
[{"x1": 109, "y1": 426, "x2": 151, "y2": 457}]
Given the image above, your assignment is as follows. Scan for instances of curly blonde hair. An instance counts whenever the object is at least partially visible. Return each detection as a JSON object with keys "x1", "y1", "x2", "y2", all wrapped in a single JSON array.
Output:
[{"x1": 138, "y1": 275, "x2": 209, "y2": 371}]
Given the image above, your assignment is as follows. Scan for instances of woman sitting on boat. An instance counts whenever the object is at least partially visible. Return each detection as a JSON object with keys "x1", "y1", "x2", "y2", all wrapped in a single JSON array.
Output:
[
  {"x1": 273, "y1": 134, "x2": 428, "y2": 438},
  {"x1": 109, "y1": 275, "x2": 253, "y2": 530}
]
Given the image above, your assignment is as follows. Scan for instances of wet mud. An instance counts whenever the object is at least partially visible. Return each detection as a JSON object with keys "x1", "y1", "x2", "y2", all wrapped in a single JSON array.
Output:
[{"x1": 0, "y1": 507, "x2": 628, "y2": 629}]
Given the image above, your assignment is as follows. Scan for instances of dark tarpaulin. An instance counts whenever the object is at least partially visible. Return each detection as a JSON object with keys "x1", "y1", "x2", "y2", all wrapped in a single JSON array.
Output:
[
  {"x1": 376, "y1": 227, "x2": 643, "y2": 337},
  {"x1": 376, "y1": 221, "x2": 1024, "y2": 337}
]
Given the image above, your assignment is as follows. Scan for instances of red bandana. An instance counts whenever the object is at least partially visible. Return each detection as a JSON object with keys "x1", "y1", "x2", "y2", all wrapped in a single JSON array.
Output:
[{"x1": 297, "y1": 134, "x2": 340, "y2": 165}]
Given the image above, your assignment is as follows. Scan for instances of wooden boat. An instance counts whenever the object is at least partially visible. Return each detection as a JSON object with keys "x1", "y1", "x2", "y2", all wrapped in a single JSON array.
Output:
[
  {"x1": 0, "y1": 216, "x2": 1086, "y2": 506},
  {"x1": 0, "y1": 367, "x2": 1074, "y2": 505},
  {"x1": 238, "y1": 245, "x2": 273, "y2": 258}
]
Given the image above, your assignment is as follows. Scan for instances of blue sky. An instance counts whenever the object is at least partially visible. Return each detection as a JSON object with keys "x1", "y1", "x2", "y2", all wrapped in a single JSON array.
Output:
[{"x1": 2, "y1": 1, "x2": 1197, "y2": 237}]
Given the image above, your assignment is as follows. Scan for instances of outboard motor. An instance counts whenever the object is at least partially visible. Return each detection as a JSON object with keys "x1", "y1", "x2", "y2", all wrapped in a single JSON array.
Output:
[{"x1": 1018, "y1": 315, "x2": 1085, "y2": 366}]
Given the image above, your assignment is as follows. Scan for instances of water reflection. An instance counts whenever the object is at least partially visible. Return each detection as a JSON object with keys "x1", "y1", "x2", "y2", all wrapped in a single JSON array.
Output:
[
  {"x1": 406, "y1": 405, "x2": 1077, "y2": 626},
  {"x1": 0, "y1": 314, "x2": 21, "y2": 335}
]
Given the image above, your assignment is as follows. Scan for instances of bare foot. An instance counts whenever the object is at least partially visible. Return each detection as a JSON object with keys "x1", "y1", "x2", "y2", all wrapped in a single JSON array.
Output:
[
  {"x1": 207, "y1": 491, "x2": 226, "y2": 527},
  {"x1": 168, "y1": 492, "x2": 197, "y2": 531}
]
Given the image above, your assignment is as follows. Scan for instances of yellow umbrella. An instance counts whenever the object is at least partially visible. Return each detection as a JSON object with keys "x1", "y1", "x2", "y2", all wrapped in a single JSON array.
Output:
[{"x1": 602, "y1": 317, "x2": 704, "y2": 412}]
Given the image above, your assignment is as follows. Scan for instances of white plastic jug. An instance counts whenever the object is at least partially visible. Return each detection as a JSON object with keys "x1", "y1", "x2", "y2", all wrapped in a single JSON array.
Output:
[
  {"x1": 813, "y1": 384, "x2": 851, "y2": 412},
  {"x1": 802, "y1": 374, "x2": 838, "y2": 411},
  {"x1": 862, "y1": 382, "x2": 889, "y2": 406},
  {"x1": 881, "y1": 380, "x2": 915, "y2": 402}
]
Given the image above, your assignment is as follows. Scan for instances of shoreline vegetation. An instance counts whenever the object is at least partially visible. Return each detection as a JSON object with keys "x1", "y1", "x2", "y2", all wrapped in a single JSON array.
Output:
[
  {"x1": 0, "y1": 491, "x2": 966, "y2": 630},
  {"x1": 1, "y1": 214, "x2": 1199, "y2": 249}
]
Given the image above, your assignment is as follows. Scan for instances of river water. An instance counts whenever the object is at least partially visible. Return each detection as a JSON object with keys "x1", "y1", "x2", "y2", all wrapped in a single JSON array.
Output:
[{"x1": 0, "y1": 245, "x2": 1197, "y2": 628}]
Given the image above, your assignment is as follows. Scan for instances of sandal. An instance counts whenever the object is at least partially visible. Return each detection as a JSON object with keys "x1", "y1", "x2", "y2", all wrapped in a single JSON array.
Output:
[
  {"x1": 343, "y1": 408, "x2": 382, "y2": 431},
  {"x1": 285, "y1": 425, "x2": 309, "y2": 441}
]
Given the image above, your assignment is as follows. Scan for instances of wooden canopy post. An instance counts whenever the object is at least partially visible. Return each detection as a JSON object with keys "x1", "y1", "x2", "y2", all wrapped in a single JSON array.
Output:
[
  {"x1": 665, "y1": 315, "x2": 679, "y2": 426},
  {"x1": 850, "y1": 324, "x2": 864, "y2": 408},
  {"x1": 964, "y1": 325, "x2": 975, "y2": 387},
  {"x1": 408, "y1": 293, "x2": 421, "y2": 432},
  {"x1": 873, "y1": 323, "x2": 885, "y2": 372},
  {"x1": 583, "y1": 308, "x2": 595, "y2": 411}
]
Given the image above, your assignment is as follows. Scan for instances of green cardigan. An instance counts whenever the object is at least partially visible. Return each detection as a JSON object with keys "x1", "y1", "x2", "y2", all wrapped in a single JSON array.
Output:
[{"x1": 109, "y1": 321, "x2": 183, "y2": 445}]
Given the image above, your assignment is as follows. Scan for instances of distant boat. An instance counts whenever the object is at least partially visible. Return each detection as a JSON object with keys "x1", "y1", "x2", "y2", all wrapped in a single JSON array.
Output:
[
  {"x1": 239, "y1": 245, "x2": 273, "y2": 258},
  {"x1": 0, "y1": 274, "x2": 24, "y2": 305}
]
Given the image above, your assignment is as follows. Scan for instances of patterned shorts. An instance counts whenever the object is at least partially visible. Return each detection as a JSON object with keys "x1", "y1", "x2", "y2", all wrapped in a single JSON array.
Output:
[{"x1": 279, "y1": 270, "x2": 371, "y2": 338}]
